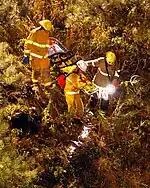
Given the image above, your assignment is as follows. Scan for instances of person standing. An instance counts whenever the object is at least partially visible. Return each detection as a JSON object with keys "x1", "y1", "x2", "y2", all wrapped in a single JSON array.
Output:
[
  {"x1": 77, "y1": 52, "x2": 120, "y2": 111},
  {"x1": 61, "y1": 63, "x2": 94, "y2": 122},
  {"x1": 23, "y1": 20, "x2": 53, "y2": 92}
]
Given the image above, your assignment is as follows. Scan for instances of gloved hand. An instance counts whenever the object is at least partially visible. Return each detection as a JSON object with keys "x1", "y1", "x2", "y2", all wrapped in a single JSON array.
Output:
[
  {"x1": 23, "y1": 55, "x2": 29, "y2": 65},
  {"x1": 114, "y1": 70, "x2": 121, "y2": 77},
  {"x1": 76, "y1": 60, "x2": 87, "y2": 72}
]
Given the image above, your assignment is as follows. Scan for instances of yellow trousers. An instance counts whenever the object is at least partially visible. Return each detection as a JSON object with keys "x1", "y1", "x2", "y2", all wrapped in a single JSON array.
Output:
[
  {"x1": 31, "y1": 58, "x2": 51, "y2": 87},
  {"x1": 65, "y1": 93, "x2": 84, "y2": 118},
  {"x1": 31, "y1": 68, "x2": 51, "y2": 87}
]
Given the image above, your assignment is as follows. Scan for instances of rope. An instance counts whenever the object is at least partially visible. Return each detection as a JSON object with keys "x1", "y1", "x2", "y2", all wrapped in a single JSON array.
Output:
[{"x1": 130, "y1": 75, "x2": 141, "y2": 85}]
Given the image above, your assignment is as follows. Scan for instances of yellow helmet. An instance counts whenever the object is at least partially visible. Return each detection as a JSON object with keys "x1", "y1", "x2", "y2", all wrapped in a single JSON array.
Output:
[
  {"x1": 106, "y1": 51, "x2": 116, "y2": 65},
  {"x1": 39, "y1": 20, "x2": 53, "y2": 31}
]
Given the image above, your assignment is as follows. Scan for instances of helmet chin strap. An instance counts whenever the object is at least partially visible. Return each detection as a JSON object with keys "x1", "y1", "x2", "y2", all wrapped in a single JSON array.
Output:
[{"x1": 104, "y1": 58, "x2": 115, "y2": 83}]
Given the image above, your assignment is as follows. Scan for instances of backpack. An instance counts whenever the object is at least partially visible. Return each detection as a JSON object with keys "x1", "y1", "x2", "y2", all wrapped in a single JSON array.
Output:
[
  {"x1": 56, "y1": 70, "x2": 78, "y2": 89},
  {"x1": 57, "y1": 74, "x2": 66, "y2": 89}
]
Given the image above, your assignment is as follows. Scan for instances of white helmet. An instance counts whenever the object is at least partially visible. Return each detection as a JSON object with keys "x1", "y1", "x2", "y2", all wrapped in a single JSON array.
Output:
[{"x1": 76, "y1": 60, "x2": 87, "y2": 72}]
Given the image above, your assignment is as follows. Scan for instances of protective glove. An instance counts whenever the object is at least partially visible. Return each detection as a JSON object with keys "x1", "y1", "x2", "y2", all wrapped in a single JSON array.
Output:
[
  {"x1": 76, "y1": 60, "x2": 87, "y2": 72},
  {"x1": 23, "y1": 55, "x2": 29, "y2": 65},
  {"x1": 114, "y1": 70, "x2": 121, "y2": 77}
]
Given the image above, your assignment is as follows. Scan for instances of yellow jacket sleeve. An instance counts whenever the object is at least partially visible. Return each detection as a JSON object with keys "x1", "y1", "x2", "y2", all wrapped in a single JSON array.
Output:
[
  {"x1": 61, "y1": 64, "x2": 77, "y2": 74},
  {"x1": 24, "y1": 30, "x2": 37, "y2": 55},
  {"x1": 77, "y1": 73, "x2": 96, "y2": 91},
  {"x1": 80, "y1": 73, "x2": 96, "y2": 91},
  {"x1": 64, "y1": 72, "x2": 96, "y2": 93}
]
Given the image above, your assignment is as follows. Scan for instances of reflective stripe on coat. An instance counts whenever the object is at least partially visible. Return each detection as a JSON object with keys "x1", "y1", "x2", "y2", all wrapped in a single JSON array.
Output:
[
  {"x1": 24, "y1": 27, "x2": 50, "y2": 59},
  {"x1": 92, "y1": 60, "x2": 116, "y2": 87}
]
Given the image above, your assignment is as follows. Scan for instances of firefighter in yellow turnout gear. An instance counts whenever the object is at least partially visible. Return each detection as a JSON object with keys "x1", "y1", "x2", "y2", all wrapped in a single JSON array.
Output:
[
  {"x1": 23, "y1": 20, "x2": 53, "y2": 91},
  {"x1": 61, "y1": 64, "x2": 95, "y2": 119}
]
